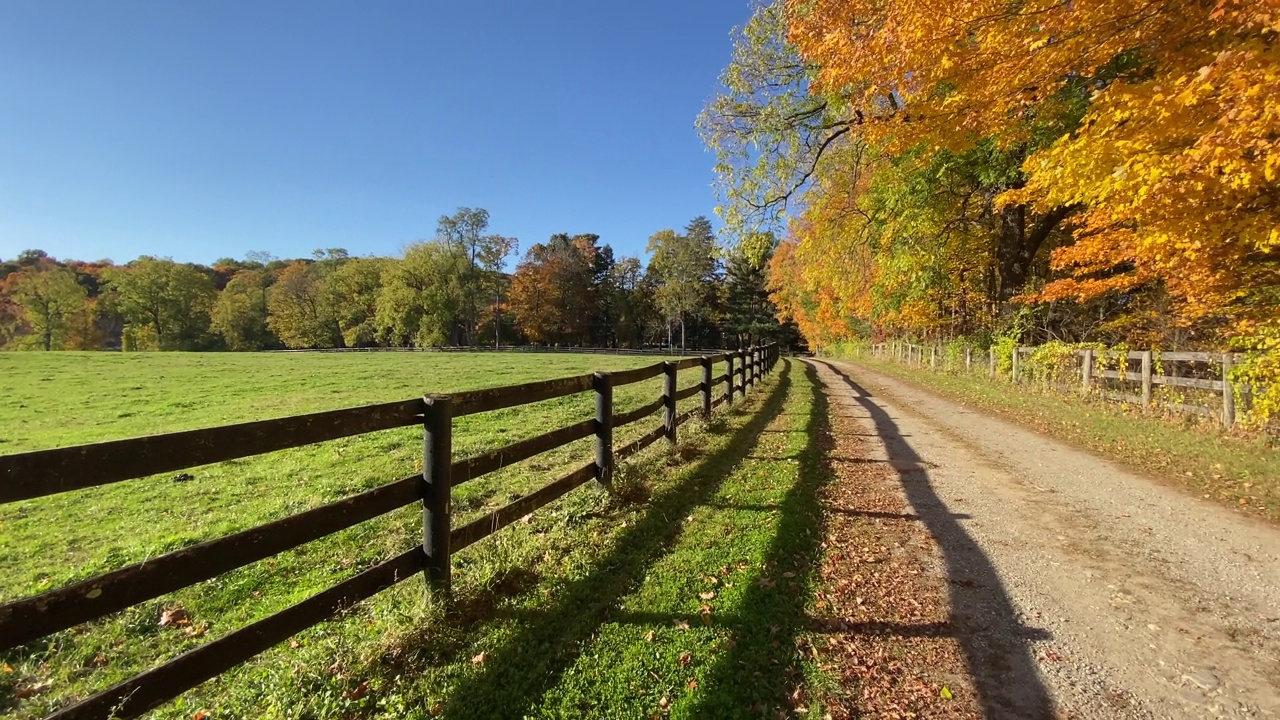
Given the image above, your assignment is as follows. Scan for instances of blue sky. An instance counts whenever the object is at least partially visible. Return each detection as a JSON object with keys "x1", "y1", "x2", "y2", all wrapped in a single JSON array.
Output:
[{"x1": 0, "y1": 1, "x2": 752, "y2": 266}]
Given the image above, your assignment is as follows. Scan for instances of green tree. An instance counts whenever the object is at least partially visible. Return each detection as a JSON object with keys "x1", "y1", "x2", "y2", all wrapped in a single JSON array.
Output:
[
  {"x1": 104, "y1": 257, "x2": 216, "y2": 350},
  {"x1": 375, "y1": 241, "x2": 467, "y2": 347},
  {"x1": 6, "y1": 265, "x2": 87, "y2": 350},
  {"x1": 724, "y1": 235, "x2": 794, "y2": 347},
  {"x1": 646, "y1": 217, "x2": 719, "y2": 350},
  {"x1": 435, "y1": 208, "x2": 518, "y2": 345},
  {"x1": 321, "y1": 257, "x2": 386, "y2": 347},
  {"x1": 212, "y1": 269, "x2": 275, "y2": 350}
]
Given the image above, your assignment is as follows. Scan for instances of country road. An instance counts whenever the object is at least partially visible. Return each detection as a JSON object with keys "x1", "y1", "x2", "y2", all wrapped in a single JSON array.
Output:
[{"x1": 809, "y1": 358, "x2": 1280, "y2": 719}]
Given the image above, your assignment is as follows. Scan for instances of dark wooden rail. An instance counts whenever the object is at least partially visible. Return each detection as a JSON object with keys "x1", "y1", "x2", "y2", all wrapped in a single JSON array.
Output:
[{"x1": 0, "y1": 344, "x2": 781, "y2": 720}]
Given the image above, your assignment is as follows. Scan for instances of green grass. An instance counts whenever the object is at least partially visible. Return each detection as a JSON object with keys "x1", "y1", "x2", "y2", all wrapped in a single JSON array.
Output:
[
  {"x1": 1, "y1": 352, "x2": 833, "y2": 718},
  {"x1": 834, "y1": 353, "x2": 1280, "y2": 523}
]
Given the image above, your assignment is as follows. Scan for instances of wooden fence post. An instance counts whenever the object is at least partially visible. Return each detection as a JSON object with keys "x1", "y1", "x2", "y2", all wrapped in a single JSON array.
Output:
[
  {"x1": 593, "y1": 372, "x2": 613, "y2": 490},
  {"x1": 751, "y1": 347, "x2": 758, "y2": 388},
  {"x1": 1081, "y1": 349, "x2": 1093, "y2": 393},
  {"x1": 1012, "y1": 348, "x2": 1020, "y2": 382},
  {"x1": 738, "y1": 349, "x2": 747, "y2": 395},
  {"x1": 663, "y1": 361, "x2": 677, "y2": 445},
  {"x1": 930, "y1": 346, "x2": 937, "y2": 369},
  {"x1": 1222, "y1": 353, "x2": 1236, "y2": 429},
  {"x1": 1140, "y1": 350, "x2": 1153, "y2": 407},
  {"x1": 700, "y1": 356, "x2": 713, "y2": 419},
  {"x1": 726, "y1": 352, "x2": 735, "y2": 405},
  {"x1": 989, "y1": 348, "x2": 996, "y2": 377},
  {"x1": 422, "y1": 395, "x2": 453, "y2": 595},
  {"x1": 965, "y1": 347, "x2": 972, "y2": 373}
]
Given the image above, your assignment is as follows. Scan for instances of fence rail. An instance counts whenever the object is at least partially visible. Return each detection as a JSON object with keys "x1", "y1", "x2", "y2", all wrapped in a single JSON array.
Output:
[
  {"x1": 867, "y1": 341, "x2": 1243, "y2": 428},
  {"x1": 0, "y1": 344, "x2": 781, "y2": 720}
]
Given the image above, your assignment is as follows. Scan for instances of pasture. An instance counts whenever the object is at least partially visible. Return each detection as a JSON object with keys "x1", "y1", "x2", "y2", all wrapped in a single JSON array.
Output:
[{"x1": 1, "y1": 352, "x2": 827, "y2": 718}]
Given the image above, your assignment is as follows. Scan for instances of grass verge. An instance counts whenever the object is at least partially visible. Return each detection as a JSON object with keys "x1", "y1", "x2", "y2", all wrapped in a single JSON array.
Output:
[
  {"x1": 833, "y1": 354, "x2": 1280, "y2": 524},
  {"x1": 4, "y1": 353, "x2": 833, "y2": 718}
]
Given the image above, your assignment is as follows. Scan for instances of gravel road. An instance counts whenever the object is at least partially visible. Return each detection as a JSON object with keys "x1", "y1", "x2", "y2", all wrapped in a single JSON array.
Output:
[{"x1": 811, "y1": 359, "x2": 1280, "y2": 719}]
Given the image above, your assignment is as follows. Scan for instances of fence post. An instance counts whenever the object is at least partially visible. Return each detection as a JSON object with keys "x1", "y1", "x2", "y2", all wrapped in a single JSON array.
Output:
[
  {"x1": 1140, "y1": 350, "x2": 1153, "y2": 407},
  {"x1": 738, "y1": 349, "x2": 747, "y2": 395},
  {"x1": 700, "y1": 356, "x2": 713, "y2": 419},
  {"x1": 422, "y1": 395, "x2": 453, "y2": 595},
  {"x1": 965, "y1": 347, "x2": 972, "y2": 373},
  {"x1": 1222, "y1": 353, "x2": 1236, "y2": 429},
  {"x1": 663, "y1": 361, "x2": 677, "y2": 445},
  {"x1": 593, "y1": 371, "x2": 613, "y2": 490},
  {"x1": 930, "y1": 346, "x2": 937, "y2": 369},
  {"x1": 988, "y1": 348, "x2": 995, "y2": 377},
  {"x1": 1012, "y1": 348, "x2": 1020, "y2": 382},
  {"x1": 750, "y1": 347, "x2": 758, "y2": 388},
  {"x1": 726, "y1": 352, "x2": 735, "y2": 405},
  {"x1": 1081, "y1": 349, "x2": 1093, "y2": 393}
]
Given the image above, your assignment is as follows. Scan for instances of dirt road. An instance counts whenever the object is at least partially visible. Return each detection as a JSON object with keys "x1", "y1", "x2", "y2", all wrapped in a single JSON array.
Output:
[{"x1": 811, "y1": 359, "x2": 1280, "y2": 719}]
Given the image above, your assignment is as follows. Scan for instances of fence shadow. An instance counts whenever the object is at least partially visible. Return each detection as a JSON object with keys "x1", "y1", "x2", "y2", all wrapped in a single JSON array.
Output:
[
  {"x1": 819, "y1": 360, "x2": 1055, "y2": 719},
  {"x1": 434, "y1": 360, "x2": 795, "y2": 719},
  {"x1": 679, "y1": 360, "x2": 831, "y2": 715}
]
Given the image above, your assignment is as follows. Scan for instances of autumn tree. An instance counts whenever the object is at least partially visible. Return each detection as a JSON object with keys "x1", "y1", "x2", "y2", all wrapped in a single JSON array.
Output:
[
  {"x1": 105, "y1": 257, "x2": 216, "y2": 350},
  {"x1": 267, "y1": 262, "x2": 340, "y2": 349},
  {"x1": 4, "y1": 265, "x2": 88, "y2": 350},
  {"x1": 508, "y1": 234, "x2": 600, "y2": 345}
]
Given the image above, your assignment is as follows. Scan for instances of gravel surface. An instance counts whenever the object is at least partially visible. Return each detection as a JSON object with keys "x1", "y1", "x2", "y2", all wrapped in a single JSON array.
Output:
[{"x1": 812, "y1": 359, "x2": 1280, "y2": 719}]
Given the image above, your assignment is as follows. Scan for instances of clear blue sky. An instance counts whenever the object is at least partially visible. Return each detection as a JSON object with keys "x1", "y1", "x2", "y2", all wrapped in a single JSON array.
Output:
[{"x1": 0, "y1": 1, "x2": 752, "y2": 266}]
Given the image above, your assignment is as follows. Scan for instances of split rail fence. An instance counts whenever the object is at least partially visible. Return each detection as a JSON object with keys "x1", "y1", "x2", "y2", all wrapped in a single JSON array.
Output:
[
  {"x1": 0, "y1": 344, "x2": 780, "y2": 720},
  {"x1": 868, "y1": 341, "x2": 1243, "y2": 428}
]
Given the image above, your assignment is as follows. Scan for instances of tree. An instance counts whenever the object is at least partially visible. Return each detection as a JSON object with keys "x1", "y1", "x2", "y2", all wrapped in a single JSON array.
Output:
[
  {"x1": 376, "y1": 241, "x2": 467, "y2": 347},
  {"x1": 646, "y1": 218, "x2": 719, "y2": 350},
  {"x1": 5, "y1": 265, "x2": 87, "y2": 350},
  {"x1": 104, "y1": 257, "x2": 216, "y2": 350},
  {"x1": 212, "y1": 269, "x2": 275, "y2": 350},
  {"x1": 725, "y1": 234, "x2": 794, "y2": 347},
  {"x1": 321, "y1": 257, "x2": 386, "y2": 347},
  {"x1": 267, "y1": 262, "x2": 341, "y2": 349},
  {"x1": 434, "y1": 208, "x2": 518, "y2": 345},
  {"x1": 508, "y1": 234, "x2": 599, "y2": 345}
]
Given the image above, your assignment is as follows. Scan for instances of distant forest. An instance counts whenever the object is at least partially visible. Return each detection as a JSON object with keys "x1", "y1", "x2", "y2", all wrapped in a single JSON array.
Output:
[{"x1": 0, "y1": 208, "x2": 798, "y2": 353}]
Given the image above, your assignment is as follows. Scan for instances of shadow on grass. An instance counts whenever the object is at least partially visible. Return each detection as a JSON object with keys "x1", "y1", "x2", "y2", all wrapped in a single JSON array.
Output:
[
  {"x1": 679, "y1": 360, "x2": 831, "y2": 716},
  {"x1": 820, "y1": 360, "x2": 1055, "y2": 719},
  {"x1": 434, "y1": 361, "x2": 795, "y2": 719}
]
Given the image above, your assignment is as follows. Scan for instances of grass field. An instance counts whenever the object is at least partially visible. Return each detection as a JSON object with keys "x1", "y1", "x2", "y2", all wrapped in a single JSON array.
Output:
[
  {"x1": 2, "y1": 351, "x2": 832, "y2": 718},
  {"x1": 835, "y1": 353, "x2": 1280, "y2": 523}
]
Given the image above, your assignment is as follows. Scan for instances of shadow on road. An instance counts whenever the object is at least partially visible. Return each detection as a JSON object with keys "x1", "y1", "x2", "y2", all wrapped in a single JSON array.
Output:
[{"x1": 819, "y1": 360, "x2": 1055, "y2": 719}]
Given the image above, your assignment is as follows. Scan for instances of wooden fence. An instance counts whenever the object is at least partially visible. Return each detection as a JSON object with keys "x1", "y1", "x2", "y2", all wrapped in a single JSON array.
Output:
[
  {"x1": 867, "y1": 342, "x2": 1242, "y2": 428},
  {"x1": 0, "y1": 344, "x2": 781, "y2": 720}
]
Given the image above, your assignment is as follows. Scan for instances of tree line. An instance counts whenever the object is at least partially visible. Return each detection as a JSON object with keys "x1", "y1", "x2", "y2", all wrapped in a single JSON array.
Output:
[
  {"x1": 0, "y1": 208, "x2": 798, "y2": 353},
  {"x1": 700, "y1": 1, "x2": 1279, "y2": 423}
]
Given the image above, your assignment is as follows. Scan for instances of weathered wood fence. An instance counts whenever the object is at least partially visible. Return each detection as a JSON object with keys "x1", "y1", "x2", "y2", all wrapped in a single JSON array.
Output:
[
  {"x1": 0, "y1": 344, "x2": 780, "y2": 720},
  {"x1": 867, "y1": 342, "x2": 1243, "y2": 428}
]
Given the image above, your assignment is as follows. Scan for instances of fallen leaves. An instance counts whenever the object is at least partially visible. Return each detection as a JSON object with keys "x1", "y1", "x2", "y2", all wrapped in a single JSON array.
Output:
[{"x1": 159, "y1": 606, "x2": 189, "y2": 628}]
